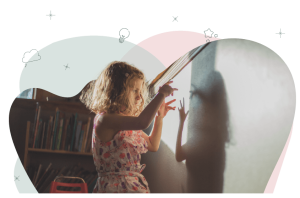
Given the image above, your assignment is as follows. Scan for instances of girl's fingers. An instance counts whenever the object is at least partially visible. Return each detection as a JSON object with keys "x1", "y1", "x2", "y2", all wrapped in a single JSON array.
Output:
[
  {"x1": 166, "y1": 99, "x2": 176, "y2": 105},
  {"x1": 180, "y1": 100, "x2": 182, "y2": 108},
  {"x1": 183, "y1": 97, "x2": 185, "y2": 108}
]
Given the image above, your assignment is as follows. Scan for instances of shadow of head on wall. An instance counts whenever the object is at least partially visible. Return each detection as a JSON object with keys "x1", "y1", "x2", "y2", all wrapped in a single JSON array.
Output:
[
  {"x1": 186, "y1": 71, "x2": 231, "y2": 193},
  {"x1": 189, "y1": 71, "x2": 232, "y2": 144}
]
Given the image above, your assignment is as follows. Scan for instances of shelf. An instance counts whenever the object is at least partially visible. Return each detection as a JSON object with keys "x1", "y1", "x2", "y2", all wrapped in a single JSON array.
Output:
[
  {"x1": 28, "y1": 148, "x2": 93, "y2": 156},
  {"x1": 12, "y1": 98, "x2": 95, "y2": 115},
  {"x1": 17, "y1": 97, "x2": 96, "y2": 171}
]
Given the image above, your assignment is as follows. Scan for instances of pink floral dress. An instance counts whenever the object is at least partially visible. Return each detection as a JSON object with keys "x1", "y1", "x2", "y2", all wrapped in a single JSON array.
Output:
[{"x1": 92, "y1": 112, "x2": 150, "y2": 193}]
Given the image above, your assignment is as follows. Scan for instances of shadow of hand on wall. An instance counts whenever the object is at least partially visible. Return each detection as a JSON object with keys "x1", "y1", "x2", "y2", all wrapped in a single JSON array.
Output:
[
  {"x1": 183, "y1": 71, "x2": 231, "y2": 193},
  {"x1": 141, "y1": 71, "x2": 231, "y2": 193}
]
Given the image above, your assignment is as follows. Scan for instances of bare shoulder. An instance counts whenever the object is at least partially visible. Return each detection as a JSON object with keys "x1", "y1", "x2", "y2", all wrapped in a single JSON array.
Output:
[
  {"x1": 99, "y1": 112, "x2": 124, "y2": 129},
  {"x1": 100, "y1": 112, "x2": 145, "y2": 131},
  {"x1": 94, "y1": 113, "x2": 119, "y2": 142}
]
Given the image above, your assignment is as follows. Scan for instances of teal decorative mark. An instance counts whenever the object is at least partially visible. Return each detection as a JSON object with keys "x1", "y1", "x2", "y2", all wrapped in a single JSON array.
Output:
[
  {"x1": 22, "y1": 49, "x2": 41, "y2": 67},
  {"x1": 45, "y1": 10, "x2": 56, "y2": 21},
  {"x1": 64, "y1": 63, "x2": 70, "y2": 70},
  {"x1": 14, "y1": 175, "x2": 20, "y2": 181},
  {"x1": 119, "y1": 28, "x2": 130, "y2": 40},
  {"x1": 275, "y1": 28, "x2": 286, "y2": 38},
  {"x1": 172, "y1": 15, "x2": 179, "y2": 22}
]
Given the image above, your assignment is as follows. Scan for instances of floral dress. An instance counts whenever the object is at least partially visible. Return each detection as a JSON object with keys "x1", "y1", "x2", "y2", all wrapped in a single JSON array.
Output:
[{"x1": 92, "y1": 112, "x2": 150, "y2": 193}]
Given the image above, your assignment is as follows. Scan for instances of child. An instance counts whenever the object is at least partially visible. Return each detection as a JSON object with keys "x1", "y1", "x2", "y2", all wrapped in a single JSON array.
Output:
[{"x1": 80, "y1": 61, "x2": 177, "y2": 193}]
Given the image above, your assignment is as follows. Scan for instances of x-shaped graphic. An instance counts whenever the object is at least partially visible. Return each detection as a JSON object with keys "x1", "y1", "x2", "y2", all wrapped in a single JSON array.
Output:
[
  {"x1": 64, "y1": 64, "x2": 70, "y2": 70},
  {"x1": 173, "y1": 16, "x2": 178, "y2": 22},
  {"x1": 14, "y1": 175, "x2": 20, "y2": 181}
]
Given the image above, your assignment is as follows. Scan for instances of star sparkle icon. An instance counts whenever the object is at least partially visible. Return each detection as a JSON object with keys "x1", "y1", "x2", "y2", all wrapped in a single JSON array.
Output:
[
  {"x1": 204, "y1": 28, "x2": 214, "y2": 38},
  {"x1": 46, "y1": 11, "x2": 55, "y2": 20},
  {"x1": 276, "y1": 28, "x2": 285, "y2": 38},
  {"x1": 173, "y1": 16, "x2": 178, "y2": 22},
  {"x1": 14, "y1": 175, "x2": 20, "y2": 181},
  {"x1": 64, "y1": 64, "x2": 70, "y2": 70}
]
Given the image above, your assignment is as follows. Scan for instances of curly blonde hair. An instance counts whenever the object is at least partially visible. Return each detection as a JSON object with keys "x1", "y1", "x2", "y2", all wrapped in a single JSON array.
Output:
[{"x1": 80, "y1": 61, "x2": 150, "y2": 117}]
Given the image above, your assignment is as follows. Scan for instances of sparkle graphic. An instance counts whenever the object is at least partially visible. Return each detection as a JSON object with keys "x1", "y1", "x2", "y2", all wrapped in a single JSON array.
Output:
[
  {"x1": 204, "y1": 28, "x2": 214, "y2": 38},
  {"x1": 173, "y1": 16, "x2": 178, "y2": 22},
  {"x1": 14, "y1": 175, "x2": 20, "y2": 181},
  {"x1": 206, "y1": 39, "x2": 210, "y2": 43},
  {"x1": 64, "y1": 64, "x2": 70, "y2": 70},
  {"x1": 46, "y1": 11, "x2": 55, "y2": 20},
  {"x1": 276, "y1": 28, "x2": 285, "y2": 38}
]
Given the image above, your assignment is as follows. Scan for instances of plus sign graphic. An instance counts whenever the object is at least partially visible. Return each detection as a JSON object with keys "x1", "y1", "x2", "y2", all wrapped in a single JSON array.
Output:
[
  {"x1": 45, "y1": 10, "x2": 56, "y2": 21},
  {"x1": 275, "y1": 28, "x2": 286, "y2": 38}
]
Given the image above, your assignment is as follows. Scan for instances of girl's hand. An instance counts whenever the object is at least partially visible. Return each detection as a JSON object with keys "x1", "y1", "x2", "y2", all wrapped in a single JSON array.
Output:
[
  {"x1": 178, "y1": 97, "x2": 189, "y2": 122},
  {"x1": 157, "y1": 99, "x2": 176, "y2": 118},
  {"x1": 158, "y1": 81, "x2": 178, "y2": 98}
]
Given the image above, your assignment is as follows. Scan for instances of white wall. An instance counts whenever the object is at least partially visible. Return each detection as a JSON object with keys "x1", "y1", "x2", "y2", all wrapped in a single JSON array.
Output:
[{"x1": 141, "y1": 39, "x2": 295, "y2": 193}]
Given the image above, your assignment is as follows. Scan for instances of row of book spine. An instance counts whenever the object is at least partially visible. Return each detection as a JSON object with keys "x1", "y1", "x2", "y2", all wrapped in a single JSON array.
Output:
[
  {"x1": 28, "y1": 102, "x2": 94, "y2": 153},
  {"x1": 27, "y1": 163, "x2": 98, "y2": 193}
]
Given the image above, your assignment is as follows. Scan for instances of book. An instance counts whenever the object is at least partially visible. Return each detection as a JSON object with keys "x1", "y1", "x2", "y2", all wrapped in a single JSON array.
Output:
[
  {"x1": 52, "y1": 108, "x2": 60, "y2": 150},
  {"x1": 51, "y1": 166, "x2": 68, "y2": 191},
  {"x1": 85, "y1": 116, "x2": 94, "y2": 152},
  {"x1": 38, "y1": 169, "x2": 55, "y2": 193},
  {"x1": 87, "y1": 172, "x2": 98, "y2": 186},
  {"x1": 87, "y1": 175, "x2": 98, "y2": 191},
  {"x1": 45, "y1": 116, "x2": 53, "y2": 150},
  {"x1": 82, "y1": 175, "x2": 93, "y2": 190},
  {"x1": 58, "y1": 112, "x2": 67, "y2": 150},
  {"x1": 82, "y1": 171, "x2": 92, "y2": 184},
  {"x1": 88, "y1": 126, "x2": 94, "y2": 152},
  {"x1": 43, "y1": 121, "x2": 49, "y2": 149},
  {"x1": 33, "y1": 164, "x2": 42, "y2": 187},
  {"x1": 82, "y1": 117, "x2": 91, "y2": 152},
  {"x1": 28, "y1": 121, "x2": 34, "y2": 148},
  {"x1": 78, "y1": 124, "x2": 86, "y2": 152},
  {"x1": 70, "y1": 169, "x2": 90, "y2": 191},
  {"x1": 85, "y1": 171, "x2": 98, "y2": 186},
  {"x1": 38, "y1": 119, "x2": 44, "y2": 148},
  {"x1": 83, "y1": 124, "x2": 91, "y2": 153},
  {"x1": 41, "y1": 166, "x2": 67, "y2": 193},
  {"x1": 63, "y1": 165, "x2": 82, "y2": 191},
  {"x1": 26, "y1": 165, "x2": 35, "y2": 182},
  {"x1": 66, "y1": 115, "x2": 74, "y2": 151},
  {"x1": 36, "y1": 168, "x2": 52, "y2": 192},
  {"x1": 30, "y1": 164, "x2": 39, "y2": 182},
  {"x1": 49, "y1": 112, "x2": 57, "y2": 150},
  {"x1": 49, "y1": 136, "x2": 53, "y2": 150},
  {"x1": 45, "y1": 118, "x2": 50, "y2": 149},
  {"x1": 148, "y1": 43, "x2": 209, "y2": 97},
  {"x1": 77, "y1": 127, "x2": 83, "y2": 153},
  {"x1": 55, "y1": 118, "x2": 64, "y2": 150},
  {"x1": 58, "y1": 164, "x2": 77, "y2": 191},
  {"x1": 51, "y1": 173, "x2": 65, "y2": 192},
  {"x1": 74, "y1": 121, "x2": 82, "y2": 152},
  {"x1": 87, "y1": 174, "x2": 98, "y2": 186},
  {"x1": 65, "y1": 123, "x2": 71, "y2": 151},
  {"x1": 40, "y1": 122, "x2": 46, "y2": 149},
  {"x1": 60, "y1": 116, "x2": 70, "y2": 151},
  {"x1": 81, "y1": 124, "x2": 87, "y2": 152},
  {"x1": 35, "y1": 119, "x2": 42, "y2": 148},
  {"x1": 88, "y1": 176, "x2": 98, "y2": 193},
  {"x1": 73, "y1": 170, "x2": 91, "y2": 192},
  {"x1": 41, "y1": 169, "x2": 59, "y2": 193},
  {"x1": 29, "y1": 102, "x2": 39, "y2": 148},
  {"x1": 32, "y1": 105, "x2": 41, "y2": 148},
  {"x1": 70, "y1": 113, "x2": 78, "y2": 151},
  {"x1": 32, "y1": 170, "x2": 37, "y2": 185},
  {"x1": 51, "y1": 108, "x2": 58, "y2": 150},
  {"x1": 68, "y1": 168, "x2": 85, "y2": 191},
  {"x1": 35, "y1": 163, "x2": 52, "y2": 189}
]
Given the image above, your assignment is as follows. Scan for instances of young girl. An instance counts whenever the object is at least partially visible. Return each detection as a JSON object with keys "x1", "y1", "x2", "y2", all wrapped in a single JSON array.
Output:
[{"x1": 80, "y1": 61, "x2": 177, "y2": 193}]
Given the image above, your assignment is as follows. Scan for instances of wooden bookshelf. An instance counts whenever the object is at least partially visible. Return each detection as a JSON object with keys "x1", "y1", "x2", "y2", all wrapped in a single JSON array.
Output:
[
  {"x1": 10, "y1": 97, "x2": 96, "y2": 172},
  {"x1": 24, "y1": 121, "x2": 93, "y2": 170}
]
